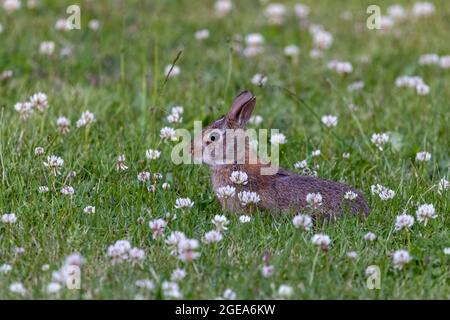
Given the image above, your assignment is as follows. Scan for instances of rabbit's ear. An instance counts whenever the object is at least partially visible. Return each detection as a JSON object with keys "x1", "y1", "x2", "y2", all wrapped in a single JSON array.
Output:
[{"x1": 227, "y1": 91, "x2": 256, "y2": 126}]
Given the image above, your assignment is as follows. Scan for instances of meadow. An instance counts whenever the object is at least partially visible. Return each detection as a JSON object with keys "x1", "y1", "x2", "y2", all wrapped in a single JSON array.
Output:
[{"x1": 0, "y1": 0, "x2": 449, "y2": 299}]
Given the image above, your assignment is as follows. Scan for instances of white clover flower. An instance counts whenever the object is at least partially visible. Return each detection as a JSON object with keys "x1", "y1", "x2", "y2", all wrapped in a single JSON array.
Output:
[
  {"x1": 162, "y1": 182, "x2": 170, "y2": 190},
  {"x1": 174, "y1": 197, "x2": 194, "y2": 209},
  {"x1": 76, "y1": 111, "x2": 96, "y2": 128},
  {"x1": 14, "y1": 102, "x2": 33, "y2": 120},
  {"x1": 243, "y1": 33, "x2": 264, "y2": 57},
  {"x1": 437, "y1": 178, "x2": 449, "y2": 194},
  {"x1": 166, "y1": 113, "x2": 181, "y2": 123},
  {"x1": 248, "y1": 115, "x2": 263, "y2": 125},
  {"x1": 443, "y1": 248, "x2": 450, "y2": 255},
  {"x1": 284, "y1": 45, "x2": 300, "y2": 57},
  {"x1": 395, "y1": 75, "x2": 425, "y2": 88},
  {"x1": 178, "y1": 238, "x2": 200, "y2": 262},
  {"x1": 371, "y1": 133, "x2": 390, "y2": 151},
  {"x1": 312, "y1": 30, "x2": 333, "y2": 50},
  {"x1": 412, "y1": 2, "x2": 435, "y2": 17},
  {"x1": 203, "y1": 230, "x2": 223, "y2": 244},
  {"x1": 43, "y1": 155, "x2": 64, "y2": 176},
  {"x1": 364, "y1": 232, "x2": 377, "y2": 242},
  {"x1": 327, "y1": 60, "x2": 353, "y2": 74},
  {"x1": 0, "y1": 69, "x2": 13, "y2": 80},
  {"x1": 270, "y1": 133, "x2": 287, "y2": 145},
  {"x1": 195, "y1": 29, "x2": 209, "y2": 40},
  {"x1": 137, "y1": 171, "x2": 151, "y2": 182},
  {"x1": 164, "y1": 65, "x2": 180, "y2": 78},
  {"x1": 342, "y1": 152, "x2": 350, "y2": 159},
  {"x1": 306, "y1": 192, "x2": 323, "y2": 209},
  {"x1": 347, "y1": 81, "x2": 364, "y2": 92},
  {"x1": 3, "y1": 0, "x2": 21, "y2": 13},
  {"x1": 145, "y1": 149, "x2": 161, "y2": 160},
  {"x1": 321, "y1": 115, "x2": 338, "y2": 128},
  {"x1": 416, "y1": 204, "x2": 437, "y2": 225},
  {"x1": 88, "y1": 19, "x2": 100, "y2": 30},
  {"x1": 387, "y1": 4, "x2": 406, "y2": 20},
  {"x1": 294, "y1": 3, "x2": 310, "y2": 18},
  {"x1": 419, "y1": 53, "x2": 440, "y2": 65},
  {"x1": 135, "y1": 279, "x2": 155, "y2": 290},
  {"x1": 1, "y1": 213, "x2": 17, "y2": 224},
  {"x1": 415, "y1": 151, "x2": 431, "y2": 162},
  {"x1": 9, "y1": 282, "x2": 26, "y2": 296},
  {"x1": 245, "y1": 33, "x2": 264, "y2": 47},
  {"x1": 39, "y1": 41, "x2": 55, "y2": 56},
  {"x1": 29, "y1": 92, "x2": 49, "y2": 112},
  {"x1": 392, "y1": 249, "x2": 412, "y2": 270},
  {"x1": 230, "y1": 171, "x2": 248, "y2": 185},
  {"x1": 394, "y1": 213, "x2": 414, "y2": 231},
  {"x1": 129, "y1": 247, "x2": 145, "y2": 264},
  {"x1": 214, "y1": 0, "x2": 233, "y2": 17},
  {"x1": 238, "y1": 191, "x2": 261, "y2": 206},
  {"x1": 171, "y1": 268, "x2": 187, "y2": 282},
  {"x1": 64, "y1": 252, "x2": 85, "y2": 267},
  {"x1": 34, "y1": 147, "x2": 44, "y2": 156},
  {"x1": 216, "y1": 185, "x2": 236, "y2": 199},
  {"x1": 278, "y1": 284, "x2": 293, "y2": 298},
  {"x1": 81, "y1": 206, "x2": 95, "y2": 215},
  {"x1": 165, "y1": 231, "x2": 186, "y2": 256},
  {"x1": 416, "y1": 83, "x2": 430, "y2": 95},
  {"x1": 162, "y1": 281, "x2": 183, "y2": 299},
  {"x1": 344, "y1": 191, "x2": 358, "y2": 200},
  {"x1": 292, "y1": 214, "x2": 313, "y2": 231},
  {"x1": 107, "y1": 240, "x2": 132, "y2": 264},
  {"x1": 346, "y1": 251, "x2": 358, "y2": 259},
  {"x1": 379, "y1": 15, "x2": 395, "y2": 30},
  {"x1": 38, "y1": 186, "x2": 49, "y2": 193},
  {"x1": 212, "y1": 214, "x2": 229, "y2": 231},
  {"x1": 311, "y1": 149, "x2": 321, "y2": 157},
  {"x1": 239, "y1": 215, "x2": 252, "y2": 223},
  {"x1": 55, "y1": 18, "x2": 71, "y2": 31},
  {"x1": 222, "y1": 288, "x2": 236, "y2": 300},
  {"x1": 160, "y1": 126, "x2": 177, "y2": 141},
  {"x1": 265, "y1": 3, "x2": 286, "y2": 25},
  {"x1": 294, "y1": 160, "x2": 308, "y2": 169},
  {"x1": 439, "y1": 56, "x2": 450, "y2": 69},
  {"x1": 116, "y1": 154, "x2": 128, "y2": 171},
  {"x1": 15, "y1": 247, "x2": 25, "y2": 255},
  {"x1": 261, "y1": 265, "x2": 274, "y2": 278},
  {"x1": 251, "y1": 73, "x2": 267, "y2": 86},
  {"x1": 60, "y1": 46, "x2": 73, "y2": 57},
  {"x1": 370, "y1": 184, "x2": 395, "y2": 200},
  {"x1": 173, "y1": 105, "x2": 185, "y2": 117},
  {"x1": 0, "y1": 264, "x2": 12, "y2": 274},
  {"x1": 311, "y1": 233, "x2": 331, "y2": 251},
  {"x1": 149, "y1": 218, "x2": 168, "y2": 239},
  {"x1": 60, "y1": 186, "x2": 74, "y2": 196},
  {"x1": 56, "y1": 116, "x2": 71, "y2": 134}
]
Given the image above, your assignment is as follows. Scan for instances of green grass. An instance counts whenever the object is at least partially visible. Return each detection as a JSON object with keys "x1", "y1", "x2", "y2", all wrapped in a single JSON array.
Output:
[{"x1": 0, "y1": 0, "x2": 449, "y2": 299}]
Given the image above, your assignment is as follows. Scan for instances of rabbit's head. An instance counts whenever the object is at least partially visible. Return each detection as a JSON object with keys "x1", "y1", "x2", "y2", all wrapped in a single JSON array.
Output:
[{"x1": 192, "y1": 91, "x2": 256, "y2": 166}]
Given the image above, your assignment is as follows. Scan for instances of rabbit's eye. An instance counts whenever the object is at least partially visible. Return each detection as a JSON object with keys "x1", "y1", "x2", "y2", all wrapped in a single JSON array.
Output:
[{"x1": 209, "y1": 132, "x2": 220, "y2": 142}]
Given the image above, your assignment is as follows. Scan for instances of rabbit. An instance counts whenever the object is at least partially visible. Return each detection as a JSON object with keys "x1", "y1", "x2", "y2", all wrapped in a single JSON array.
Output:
[{"x1": 192, "y1": 90, "x2": 370, "y2": 218}]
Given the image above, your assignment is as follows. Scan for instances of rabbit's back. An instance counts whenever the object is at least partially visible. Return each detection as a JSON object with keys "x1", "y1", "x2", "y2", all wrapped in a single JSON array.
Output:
[{"x1": 267, "y1": 171, "x2": 370, "y2": 217}]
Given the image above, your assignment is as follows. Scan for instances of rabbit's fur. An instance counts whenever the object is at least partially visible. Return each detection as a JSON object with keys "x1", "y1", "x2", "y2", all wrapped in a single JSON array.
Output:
[{"x1": 193, "y1": 91, "x2": 369, "y2": 218}]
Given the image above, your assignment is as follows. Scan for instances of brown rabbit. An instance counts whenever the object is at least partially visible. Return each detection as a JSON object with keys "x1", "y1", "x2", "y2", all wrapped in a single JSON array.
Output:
[{"x1": 192, "y1": 90, "x2": 369, "y2": 218}]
